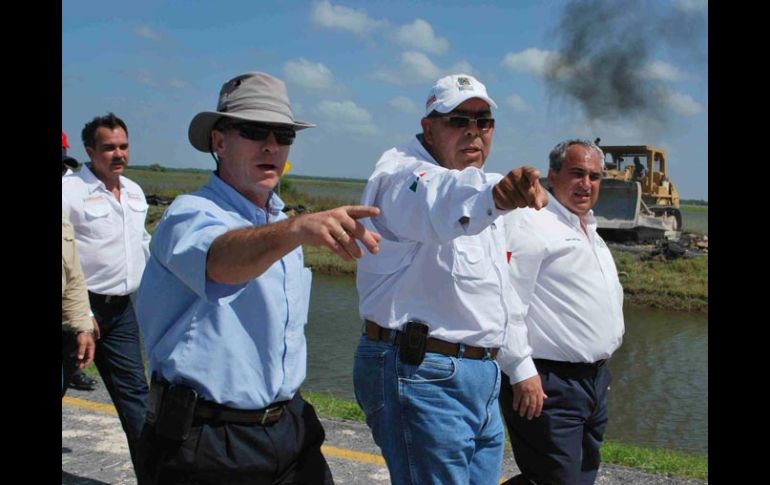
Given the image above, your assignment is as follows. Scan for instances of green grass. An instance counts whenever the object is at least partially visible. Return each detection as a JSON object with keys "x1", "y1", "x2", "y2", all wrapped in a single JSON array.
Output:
[
  {"x1": 612, "y1": 249, "x2": 708, "y2": 312},
  {"x1": 680, "y1": 204, "x2": 708, "y2": 213},
  {"x1": 80, "y1": 362, "x2": 99, "y2": 378},
  {"x1": 125, "y1": 167, "x2": 209, "y2": 199},
  {"x1": 303, "y1": 245, "x2": 357, "y2": 275},
  {"x1": 303, "y1": 391, "x2": 366, "y2": 422},
  {"x1": 602, "y1": 440, "x2": 708, "y2": 481}
]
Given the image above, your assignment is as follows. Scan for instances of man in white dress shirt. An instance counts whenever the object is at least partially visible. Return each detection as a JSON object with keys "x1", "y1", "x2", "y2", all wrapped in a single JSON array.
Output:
[
  {"x1": 353, "y1": 73, "x2": 549, "y2": 484},
  {"x1": 61, "y1": 113, "x2": 150, "y2": 477},
  {"x1": 500, "y1": 139, "x2": 625, "y2": 485}
]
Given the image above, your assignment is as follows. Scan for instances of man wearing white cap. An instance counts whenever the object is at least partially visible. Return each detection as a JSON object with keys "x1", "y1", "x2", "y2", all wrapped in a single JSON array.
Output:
[
  {"x1": 135, "y1": 71, "x2": 381, "y2": 484},
  {"x1": 353, "y1": 73, "x2": 548, "y2": 483}
]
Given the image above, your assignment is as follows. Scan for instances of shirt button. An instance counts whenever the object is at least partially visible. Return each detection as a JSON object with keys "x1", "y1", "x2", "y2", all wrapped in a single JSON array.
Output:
[{"x1": 487, "y1": 208, "x2": 492, "y2": 216}]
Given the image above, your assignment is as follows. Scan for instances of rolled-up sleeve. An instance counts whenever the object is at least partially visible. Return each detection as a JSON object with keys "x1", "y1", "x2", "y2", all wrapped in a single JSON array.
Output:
[{"x1": 151, "y1": 202, "x2": 246, "y2": 304}]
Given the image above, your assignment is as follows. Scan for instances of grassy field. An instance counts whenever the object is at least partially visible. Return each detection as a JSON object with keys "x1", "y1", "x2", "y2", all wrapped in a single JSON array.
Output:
[
  {"x1": 612, "y1": 249, "x2": 708, "y2": 312},
  {"x1": 680, "y1": 204, "x2": 708, "y2": 235},
  {"x1": 126, "y1": 167, "x2": 209, "y2": 198}
]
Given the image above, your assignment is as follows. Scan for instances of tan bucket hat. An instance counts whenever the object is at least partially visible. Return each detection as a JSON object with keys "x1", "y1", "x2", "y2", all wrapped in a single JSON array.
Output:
[{"x1": 188, "y1": 71, "x2": 315, "y2": 152}]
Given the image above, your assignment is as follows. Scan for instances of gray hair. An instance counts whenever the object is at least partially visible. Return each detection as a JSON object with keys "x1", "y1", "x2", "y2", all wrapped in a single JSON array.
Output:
[{"x1": 548, "y1": 139, "x2": 604, "y2": 172}]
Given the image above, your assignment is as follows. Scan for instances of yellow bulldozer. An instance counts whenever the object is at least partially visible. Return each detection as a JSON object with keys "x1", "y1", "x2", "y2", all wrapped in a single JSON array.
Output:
[{"x1": 592, "y1": 144, "x2": 682, "y2": 243}]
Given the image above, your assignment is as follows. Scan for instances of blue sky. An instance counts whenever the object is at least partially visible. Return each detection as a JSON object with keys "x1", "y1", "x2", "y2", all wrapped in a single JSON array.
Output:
[{"x1": 62, "y1": 0, "x2": 708, "y2": 199}]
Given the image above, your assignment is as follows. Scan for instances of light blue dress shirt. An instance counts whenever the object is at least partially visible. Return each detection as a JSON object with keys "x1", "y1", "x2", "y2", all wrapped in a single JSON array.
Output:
[{"x1": 135, "y1": 173, "x2": 312, "y2": 409}]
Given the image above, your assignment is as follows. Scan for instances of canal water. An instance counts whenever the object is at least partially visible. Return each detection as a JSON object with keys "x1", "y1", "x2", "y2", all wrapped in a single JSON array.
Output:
[{"x1": 304, "y1": 273, "x2": 708, "y2": 455}]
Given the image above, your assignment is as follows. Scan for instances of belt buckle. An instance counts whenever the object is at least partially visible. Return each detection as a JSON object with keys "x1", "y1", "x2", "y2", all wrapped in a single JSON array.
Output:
[{"x1": 260, "y1": 406, "x2": 280, "y2": 425}]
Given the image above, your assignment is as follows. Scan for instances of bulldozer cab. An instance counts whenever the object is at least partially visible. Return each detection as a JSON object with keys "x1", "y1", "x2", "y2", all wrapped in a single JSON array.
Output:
[
  {"x1": 593, "y1": 144, "x2": 682, "y2": 242},
  {"x1": 601, "y1": 145, "x2": 679, "y2": 207}
]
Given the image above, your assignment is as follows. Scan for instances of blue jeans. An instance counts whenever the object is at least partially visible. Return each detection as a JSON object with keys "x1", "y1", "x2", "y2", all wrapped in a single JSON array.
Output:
[{"x1": 353, "y1": 336, "x2": 504, "y2": 485}]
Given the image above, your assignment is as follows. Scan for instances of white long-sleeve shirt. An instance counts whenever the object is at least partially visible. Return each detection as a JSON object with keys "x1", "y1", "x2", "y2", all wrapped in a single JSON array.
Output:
[
  {"x1": 62, "y1": 164, "x2": 151, "y2": 296},
  {"x1": 357, "y1": 135, "x2": 537, "y2": 382},
  {"x1": 503, "y1": 194, "x2": 625, "y2": 373}
]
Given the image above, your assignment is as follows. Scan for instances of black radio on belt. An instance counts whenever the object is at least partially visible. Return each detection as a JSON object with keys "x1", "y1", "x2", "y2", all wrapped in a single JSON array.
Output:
[
  {"x1": 155, "y1": 385, "x2": 198, "y2": 441},
  {"x1": 399, "y1": 321, "x2": 430, "y2": 366}
]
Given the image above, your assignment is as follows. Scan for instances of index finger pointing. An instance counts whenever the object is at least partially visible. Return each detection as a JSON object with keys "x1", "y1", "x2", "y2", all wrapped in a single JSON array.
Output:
[
  {"x1": 522, "y1": 167, "x2": 541, "y2": 186},
  {"x1": 345, "y1": 205, "x2": 380, "y2": 220},
  {"x1": 347, "y1": 220, "x2": 380, "y2": 255}
]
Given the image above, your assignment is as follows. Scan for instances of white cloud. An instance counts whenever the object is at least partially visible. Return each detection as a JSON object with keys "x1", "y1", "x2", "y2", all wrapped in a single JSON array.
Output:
[
  {"x1": 449, "y1": 60, "x2": 477, "y2": 76},
  {"x1": 316, "y1": 100, "x2": 378, "y2": 135},
  {"x1": 393, "y1": 19, "x2": 449, "y2": 55},
  {"x1": 311, "y1": 0, "x2": 387, "y2": 35},
  {"x1": 501, "y1": 48, "x2": 566, "y2": 78},
  {"x1": 401, "y1": 52, "x2": 442, "y2": 81},
  {"x1": 506, "y1": 94, "x2": 529, "y2": 112},
  {"x1": 284, "y1": 58, "x2": 336, "y2": 90},
  {"x1": 643, "y1": 60, "x2": 689, "y2": 82},
  {"x1": 673, "y1": 0, "x2": 708, "y2": 13},
  {"x1": 373, "y1": 51, "x2": 441, "y2": 85},
  {"x1": 389, "y1": 96, "x2": 419, "y2": 114},
  {"x1": 664, "y1": 91, "x2": 703, "y2": 116},
  {"x1": 134, "y1": 25, "x2": 164, "y2": 41}
]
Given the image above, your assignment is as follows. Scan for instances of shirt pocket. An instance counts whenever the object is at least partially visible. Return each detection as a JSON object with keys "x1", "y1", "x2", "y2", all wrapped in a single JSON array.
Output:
[
  {"x1": 126, "y1": 194, "x2": 149, "y2": 233},
  {"x1": 451, "y1": 240, "x2": 490, "y2": 280},
  {"x1": 82, "y1": 199, "x2": 113, "y2": 238}
]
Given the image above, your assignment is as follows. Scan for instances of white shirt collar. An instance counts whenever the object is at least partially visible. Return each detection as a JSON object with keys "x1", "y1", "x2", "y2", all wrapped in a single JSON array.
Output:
[
  {"x1": 80, "y1": 164, "x2": 126, "y2": 194},
  {"x1": 547, "y1": 190, "x2": 597, "y2": 232}
]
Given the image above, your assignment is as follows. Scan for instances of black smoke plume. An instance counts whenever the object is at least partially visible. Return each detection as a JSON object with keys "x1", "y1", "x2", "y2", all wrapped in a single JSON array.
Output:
[{"x1": 546, "y1": 0, "x2": 706, "y2": 123}]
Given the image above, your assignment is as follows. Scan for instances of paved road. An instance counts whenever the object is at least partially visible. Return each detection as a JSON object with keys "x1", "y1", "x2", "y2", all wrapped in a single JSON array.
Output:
[{"x1": 62, "y1": 377, "x2": 705, "y2": 484}]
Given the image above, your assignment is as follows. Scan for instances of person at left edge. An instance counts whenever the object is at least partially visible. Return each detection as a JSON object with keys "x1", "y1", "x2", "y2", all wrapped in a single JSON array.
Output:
[
  {"x1": 61, "y1": 140, "x2": 95, "y2": 393},
  {"x1": 134, "y1": 71, "x2": 381, "y2": 484},
  {"x1": 62, "y1": 130, "x2": 99, "y2": 392},
  {"x1": 61, "y1": 114, "x2": 150, "y2": 479}
]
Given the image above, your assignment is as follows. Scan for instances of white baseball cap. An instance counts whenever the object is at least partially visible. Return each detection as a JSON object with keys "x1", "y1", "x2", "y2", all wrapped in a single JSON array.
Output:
[{"x1": 424, "y1": 74, "x2": 498, "y2": 116}]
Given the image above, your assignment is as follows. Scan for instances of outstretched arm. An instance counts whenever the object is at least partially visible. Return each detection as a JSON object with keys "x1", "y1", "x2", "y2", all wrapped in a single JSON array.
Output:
[{"x1": 206, "y1": 205, "x2": 381, "y2": 284}]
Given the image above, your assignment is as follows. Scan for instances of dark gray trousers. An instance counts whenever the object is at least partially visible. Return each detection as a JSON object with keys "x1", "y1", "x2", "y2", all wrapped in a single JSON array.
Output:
[{"x1": 500, "y1": 361, "x2": 611, "y2": 485}]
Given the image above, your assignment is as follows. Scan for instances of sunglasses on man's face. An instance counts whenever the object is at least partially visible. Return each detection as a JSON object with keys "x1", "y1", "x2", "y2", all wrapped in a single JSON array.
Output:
[
  {"x1": 232, "y1": 123, "x2": 296, "y2": 146},
  {"x1": 432, "y1": 114, "x2": 496, "y2": 130}
]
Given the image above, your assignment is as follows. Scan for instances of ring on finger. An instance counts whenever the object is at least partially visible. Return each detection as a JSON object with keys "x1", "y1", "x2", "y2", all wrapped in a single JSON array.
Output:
[{"x1": 334, "y1": 229, "x2": 347, "y2": 241}]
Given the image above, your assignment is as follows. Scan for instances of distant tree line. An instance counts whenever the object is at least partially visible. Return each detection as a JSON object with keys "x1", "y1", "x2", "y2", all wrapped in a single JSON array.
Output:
[{"x1": 680, "y1": 199, "x2": 708, "y2": 206}]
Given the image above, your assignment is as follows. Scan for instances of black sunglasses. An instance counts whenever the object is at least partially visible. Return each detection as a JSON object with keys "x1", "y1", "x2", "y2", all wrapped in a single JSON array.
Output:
[
  {"x1": 429, "y1": 113, "x2": 495, "y2": 130},
  {"x1": 230, "y1": 123, "x2": 296, "y2": 146}
]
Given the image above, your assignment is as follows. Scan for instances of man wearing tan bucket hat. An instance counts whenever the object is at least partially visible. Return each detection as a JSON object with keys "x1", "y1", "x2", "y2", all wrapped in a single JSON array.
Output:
[{"x1": 135, "y1": 71, "x2": 381, "y2": 484}]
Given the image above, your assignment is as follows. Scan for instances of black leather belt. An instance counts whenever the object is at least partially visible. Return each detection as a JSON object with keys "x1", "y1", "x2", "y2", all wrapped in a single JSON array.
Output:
[
  {"x1": 194, "y1": 398, "x2": 288, "y2": 425},
  {"x1": 148, "y1": 378, "x2": 287, "y2": 426},
  {"x1": 88, "y1": 291, "x2": 130, "y2": 306},
  {"x1": 364, "y1": 320, "x2": 498, "y2": 360},
  {"x1": 534, "y1": 358, "x2": 607, "y2": 378}
]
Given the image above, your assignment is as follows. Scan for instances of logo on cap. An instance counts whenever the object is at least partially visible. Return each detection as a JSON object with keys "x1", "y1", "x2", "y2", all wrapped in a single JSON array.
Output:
[{"x1": 457, "y1": 76, "x2": 474, "y2": 91}]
